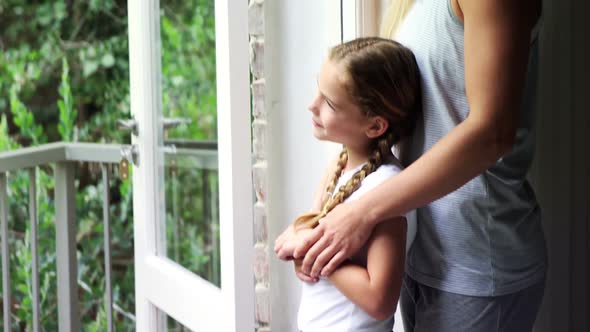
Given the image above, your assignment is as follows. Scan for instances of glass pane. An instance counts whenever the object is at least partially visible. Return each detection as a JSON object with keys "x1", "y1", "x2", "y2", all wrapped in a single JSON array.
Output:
[
  {"x1": 164, "y1": 146, "x2": 220, "y2": 286},
  {"x1": 166, "y1": 312, "x2": 194, "y2": 332},
  {"x1": 159, "y1": 0, "x2": 219, "y2": 284},
  {"x1": 160, "y1": 0, "x2": 217, "y2": 140}
]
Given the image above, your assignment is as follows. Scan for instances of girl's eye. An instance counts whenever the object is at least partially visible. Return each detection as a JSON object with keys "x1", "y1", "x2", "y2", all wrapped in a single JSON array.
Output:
[{"x1": 324, "y1": 98, "x2": 336, "y2": 110}]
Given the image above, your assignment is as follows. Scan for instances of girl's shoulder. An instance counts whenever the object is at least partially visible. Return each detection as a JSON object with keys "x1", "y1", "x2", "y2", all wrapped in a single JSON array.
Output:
[
  {"x1": 349, "y1": 157, "x2": 403, "y2": 200},
  {"x1": 365, "y1": 157, "x2": 404, "y2": 184}
]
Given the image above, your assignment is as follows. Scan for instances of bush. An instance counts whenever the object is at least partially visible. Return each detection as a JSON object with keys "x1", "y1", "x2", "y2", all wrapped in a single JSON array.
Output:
[{"x1": 1, "y1": 0, "x2": 217, "y2": 330}]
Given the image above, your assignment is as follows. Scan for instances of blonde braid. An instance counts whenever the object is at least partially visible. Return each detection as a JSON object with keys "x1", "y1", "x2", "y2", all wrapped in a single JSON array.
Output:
[
  {"x1": 293, "y1": 148, "x2": 347, "y2": 230},
  {"x1": 322, "y1": 148, "x2": 348, "y2": 208},
  {"x1": 378, "y1": 132, "x2": 397, "y2": 161},
  {"x1": 293, "y1": 132, "x2": 397, "y2": 230}
]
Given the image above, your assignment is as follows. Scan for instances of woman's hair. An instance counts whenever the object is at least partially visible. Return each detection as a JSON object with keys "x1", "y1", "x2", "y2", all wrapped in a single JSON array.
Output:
[
  {"x1": 380, "y1": 0, "x2": 416, "y2": 38},
  {"x1": 294, "y1": 37, "x2": 421, "y2": 230}
]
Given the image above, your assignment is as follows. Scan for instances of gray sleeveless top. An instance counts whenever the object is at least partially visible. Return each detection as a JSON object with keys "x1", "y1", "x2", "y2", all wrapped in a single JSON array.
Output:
[{"x1": 395, "y1": 0, "x2": 547, "y2": 296}]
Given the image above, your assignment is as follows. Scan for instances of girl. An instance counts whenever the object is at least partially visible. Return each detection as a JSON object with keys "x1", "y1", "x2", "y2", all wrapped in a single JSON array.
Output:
[{"x1": 291, "y1": 37, "x2": 421, "y2": 331}]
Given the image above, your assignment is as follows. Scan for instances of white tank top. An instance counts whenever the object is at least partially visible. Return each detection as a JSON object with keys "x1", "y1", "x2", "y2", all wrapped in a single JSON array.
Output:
[{"x1": 297, "y1": 160, "x2": 416, "y2": 332}]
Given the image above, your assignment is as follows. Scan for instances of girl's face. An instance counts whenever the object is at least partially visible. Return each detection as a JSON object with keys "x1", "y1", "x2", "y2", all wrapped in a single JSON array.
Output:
[{"x1": 308, "y1": 59, "x2": 376, "y2": 149}]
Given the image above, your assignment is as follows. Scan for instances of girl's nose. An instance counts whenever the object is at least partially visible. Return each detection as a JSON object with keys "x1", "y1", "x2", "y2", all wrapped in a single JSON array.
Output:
[{"x1": 308, "y1": 92, "x2": 321, "y2": 114}]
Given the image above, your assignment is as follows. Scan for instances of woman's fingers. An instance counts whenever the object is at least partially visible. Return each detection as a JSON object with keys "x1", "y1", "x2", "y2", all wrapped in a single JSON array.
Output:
[
  {"x1": 294, "y1": 226, "x2": 324, "y2": 259},
  {"x1": 309, "y1": 244, "x2": 340, "y2": 277},
  {"x1": 320, "y1": 250, "x2": 348, "y2": 277},
  {"x1": 300, "y1": 232, "x2": 331, "y2": 275}
]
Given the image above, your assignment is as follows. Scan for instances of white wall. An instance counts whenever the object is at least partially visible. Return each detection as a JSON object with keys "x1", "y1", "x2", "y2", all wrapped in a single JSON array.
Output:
[{"x1": 264, "y1": 1, "x2": 341, "y2": 330}]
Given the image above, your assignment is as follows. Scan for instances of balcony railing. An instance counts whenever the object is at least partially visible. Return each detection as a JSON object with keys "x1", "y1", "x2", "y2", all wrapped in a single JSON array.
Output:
[{"x1": 0, "y1": 141, "x2": 219, "y2": 332}]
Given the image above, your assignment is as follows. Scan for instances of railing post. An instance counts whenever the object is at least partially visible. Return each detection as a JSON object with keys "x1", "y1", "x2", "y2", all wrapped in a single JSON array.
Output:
[
  {"x1": 1, "y1": 172, "x2": 11, "y2": 332},
  {"x1": 101, "y1": 163, "x2": 114, "y2": 332},
  {"x1": 54, "y1": 162, "x2": 80, "y2": 332},
  {"x1": 29, "y1": 168, "x2": 41, "y2": 332}
]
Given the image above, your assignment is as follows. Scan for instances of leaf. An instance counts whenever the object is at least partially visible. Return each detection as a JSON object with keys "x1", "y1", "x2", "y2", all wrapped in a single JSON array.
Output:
[
  {"x1": 57, "y1": 99, "x2": 65, "y2": 113},
  {"x1": 101, "y1": 53, "x2": 115, "y2": 67},
  {"x1": 83, "y1": 60, "x2": 99, "y2": 78}
]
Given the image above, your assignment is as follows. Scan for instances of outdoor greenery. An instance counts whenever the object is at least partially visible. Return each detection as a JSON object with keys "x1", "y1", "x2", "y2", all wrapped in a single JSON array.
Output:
[{"x1": 0, "y1": 0, "x2": 218, "y2": 330}]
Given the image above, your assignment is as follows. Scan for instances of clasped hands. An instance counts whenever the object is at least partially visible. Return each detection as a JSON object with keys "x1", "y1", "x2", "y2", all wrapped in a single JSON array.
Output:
[{"x1": 273, "y1": 203, "x2": 373, "y2": 283}]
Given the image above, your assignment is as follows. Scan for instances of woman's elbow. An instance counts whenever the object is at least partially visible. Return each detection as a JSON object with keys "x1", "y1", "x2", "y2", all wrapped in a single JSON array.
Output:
[
  {"x1": 467, "y1": 113, "x2": 517, "y2": 159},
  {"x1": 491, "y1": 130, "x2": 516, "y2": 158},
  {"x1": 474, "y1": 119, "x2": 517, "y2": 160}
]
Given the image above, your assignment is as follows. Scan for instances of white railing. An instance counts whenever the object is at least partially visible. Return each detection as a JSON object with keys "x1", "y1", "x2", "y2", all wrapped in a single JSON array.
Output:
[
  {"x1": 0, "y1": 142, "x2": 123, "y2": 332},
  {"x1": 0, "y1": 141, "x2": 219, "y2": 332}
]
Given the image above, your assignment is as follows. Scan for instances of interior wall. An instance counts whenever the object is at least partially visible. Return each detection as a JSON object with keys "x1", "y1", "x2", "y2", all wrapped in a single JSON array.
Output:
[{"x1": 265, "y1": 1, "x2": 341, "y2": 330}]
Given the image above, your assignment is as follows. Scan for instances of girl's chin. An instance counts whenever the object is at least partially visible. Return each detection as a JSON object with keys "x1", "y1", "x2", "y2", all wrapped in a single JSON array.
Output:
[{"x1": 312, "y1": 134, "x2": 333, "y2": 143}]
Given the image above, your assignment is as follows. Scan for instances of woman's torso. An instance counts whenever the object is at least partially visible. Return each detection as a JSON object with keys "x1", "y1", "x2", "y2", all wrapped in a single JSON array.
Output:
[{"x1": 395, "y1": 0, "x2": 547, "y2": 296}]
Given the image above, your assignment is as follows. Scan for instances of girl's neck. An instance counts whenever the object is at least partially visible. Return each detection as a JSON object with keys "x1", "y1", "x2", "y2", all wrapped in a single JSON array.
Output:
[{"x1": 343, "y1": 146, "x2": 371, "y2": 172}]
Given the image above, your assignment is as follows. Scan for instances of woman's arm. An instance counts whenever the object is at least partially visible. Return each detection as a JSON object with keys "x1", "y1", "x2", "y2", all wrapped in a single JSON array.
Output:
[
  {"x1": 292, "y1": 0, "x2": 542, "y2": 278},
  {"x1": 327, "y1": 216, "x2": 406, "y2": 320},
  {"x1": 274, "y1": 154, "x2": 339, "y2": 262}
]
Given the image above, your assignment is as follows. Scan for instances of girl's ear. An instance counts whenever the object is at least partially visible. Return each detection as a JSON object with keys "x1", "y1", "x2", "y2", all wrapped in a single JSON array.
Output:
[{"x1": 365, "y1": 116, "x2": 389, "y2": 138}]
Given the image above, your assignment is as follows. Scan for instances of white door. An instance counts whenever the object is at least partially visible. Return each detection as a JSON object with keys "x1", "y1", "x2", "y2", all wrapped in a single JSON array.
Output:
[{"x1": 127, "y1": 0, "x2": 253, "y2": 331}]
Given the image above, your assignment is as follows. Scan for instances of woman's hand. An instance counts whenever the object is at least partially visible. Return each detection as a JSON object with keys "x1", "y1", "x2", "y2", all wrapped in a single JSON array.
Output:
[{"x1": 295, "y1": 202, "x2": 377, "y2": 278}]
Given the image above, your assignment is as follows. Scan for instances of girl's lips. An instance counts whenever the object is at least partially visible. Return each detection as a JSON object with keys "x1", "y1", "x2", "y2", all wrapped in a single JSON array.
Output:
[{"x1": 312, "y1": 119, "x2": 322, "y2": 128}]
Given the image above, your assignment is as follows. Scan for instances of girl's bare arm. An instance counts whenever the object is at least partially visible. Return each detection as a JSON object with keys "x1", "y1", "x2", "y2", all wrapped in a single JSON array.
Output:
[{"x1": 327, "y1": 216, "x2": 406, "y2": 320}]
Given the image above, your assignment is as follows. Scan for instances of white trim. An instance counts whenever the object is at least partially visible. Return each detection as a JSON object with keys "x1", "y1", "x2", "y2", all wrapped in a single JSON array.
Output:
[
  {"x1": 215, "y1": 0, "x2": 255, "y2": 330},
  {"x1": 130, "y1": 0, "x2": 254, "y2": 330},
  {"x1": 323, "y1": 0, "x2": 343, "y2": 46},
  {"x1": 128, "y1": 0, "x2": 164, "y2": 329},
  {"x1": 341, "y1": 0, "x2": 357, "y2": 42},
  {"x1": 141, "y1": 256, "x2": 222, "y2": 331},
  {"x1": 355, "y1": 0, "x2": 381, "y2": 37}
]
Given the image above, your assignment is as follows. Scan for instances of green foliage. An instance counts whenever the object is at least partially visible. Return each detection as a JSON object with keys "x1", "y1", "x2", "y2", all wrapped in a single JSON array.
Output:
[
  {"x1": 9, "y1": 85, "x2": 45, "y2": 145},
  {"x1": 0, "y1": 114, "x2": 18, "y2": 150},
  {"x1": 1, "y1": 0, "x2": 219, "y2": 330},
  {"x1": 161, "y1": 1, "x2": 217, "y2": 140},
  {"x1": 166, "y1": 165, "x2": 220, "y2": 287},
  {"x1": 58, "y1": 58, "x2": 77, "y2": 142}
]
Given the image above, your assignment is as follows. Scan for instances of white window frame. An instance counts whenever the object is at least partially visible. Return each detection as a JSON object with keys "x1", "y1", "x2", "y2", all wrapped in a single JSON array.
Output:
[{"x1": 128, "y1": 0, "x2": 254, "y2": 330}]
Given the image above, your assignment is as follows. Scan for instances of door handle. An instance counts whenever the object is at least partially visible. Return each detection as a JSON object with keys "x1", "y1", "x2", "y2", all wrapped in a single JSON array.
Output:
[
  {"x1": 162, "y1": 117, "x2": 192, "y2": 131},
  {"x1": 120, "y1": 145, "x2": 139, "y2": 166},
  {"x1": 117, "y1": 118, "x2": 139, "y2": 136}
]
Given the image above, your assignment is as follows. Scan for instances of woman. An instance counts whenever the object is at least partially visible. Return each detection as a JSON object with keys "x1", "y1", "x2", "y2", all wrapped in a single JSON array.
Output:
[{"x1": 275, "y1": 0, "x2": 547, "y2": 330}]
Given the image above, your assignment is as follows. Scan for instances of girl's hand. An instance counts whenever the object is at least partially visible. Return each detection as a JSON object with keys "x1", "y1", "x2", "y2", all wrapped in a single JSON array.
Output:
[
  {"x1": 275, "y1": 227, "x2": 321, "y2": 283},
  {"x1": 295, "y1": 202, "x2": 376, "y2": 278},
  {"x1": 274, "y1": 224, "x2": 298, "y2": 260},
  {"x1": 293, "y1": 258, "x2": 319, "y2": 283}
]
